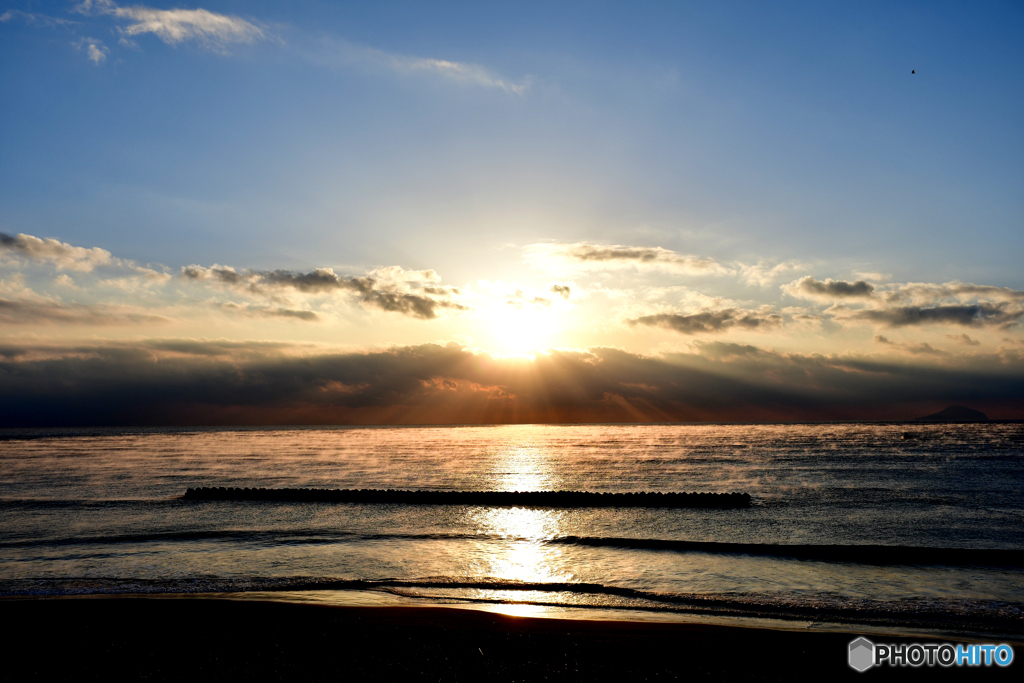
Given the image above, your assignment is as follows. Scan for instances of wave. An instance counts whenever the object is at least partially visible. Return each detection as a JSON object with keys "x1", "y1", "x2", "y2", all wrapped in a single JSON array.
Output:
[
  {"x1": 548, "y1": 537, "x2": 1024, "y2": 567},
  {"x1": 0, "y1": 529, "x2": 515, "y2": 549},
  {"x1": 3, "y1": 528, "x2": 1021, "y2": 568}
]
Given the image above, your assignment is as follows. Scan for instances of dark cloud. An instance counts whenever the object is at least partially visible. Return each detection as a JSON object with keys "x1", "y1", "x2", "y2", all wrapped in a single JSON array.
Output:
[
  {"x1": 632, "y1": 309, "x2": 782, "y2": 335},
  {"x1": 218, "y1": 302, "x2": 319, "y2": 321},
  {"x1": 784, "y1": 276, "x2": 875, "y2": 300},
  {"x1": 529, "y1": 242, "x2": 727, "y2": 274},
  {"x1": 5, "y1": 340, "x2": 1019, "y2": 427},
  {"x1": 884, "y1": 283, "x2": 1024, "y2": 304},
  {"x1": 265, "y1": 308, "x2": 318, "y2": 321},
  {"x1": 182, "y1": 265, "x2": 243, "y2": 285},
  {"x1": 852, "y1": 304, "x2": 1022, "y2": 328},
  {"x1": 183, "y1": 265, "x2": 467, "y2": 319},
  {"x1": 0, "y1": 297, "x2": 170, "y2": 325},
  {"x1": 363, "y1": 290, "x2": 466, "y2": 318},
  {"x1": 573, "y1": 245, "x2": 666, "y2": 263},
  {"x1": 142, "y1": 339, "x2": 298, "y2": 357},
  {"x1": 550, "y1": 284, "x2": 571, "y2": 299},
  {"x1": 260, "y1": 268, "x2": 360, "y2": 293},
  {"x1": 422, "y1": 286, "x2": 461, "y2": 296},
  {"x1": 568, "y1": 244, "x2": 722, "y2": 271}
]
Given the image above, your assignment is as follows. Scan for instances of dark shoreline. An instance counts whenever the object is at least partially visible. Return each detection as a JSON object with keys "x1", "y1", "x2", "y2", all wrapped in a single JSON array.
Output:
[{"x1": 4, "y1": 597, "x2": 1018, "y2": 681}]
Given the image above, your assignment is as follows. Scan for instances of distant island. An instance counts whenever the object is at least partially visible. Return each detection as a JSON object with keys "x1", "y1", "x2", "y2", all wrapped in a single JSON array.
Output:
[{"x1": 914, "y1": 405, "x2": 989, "y2": 423}]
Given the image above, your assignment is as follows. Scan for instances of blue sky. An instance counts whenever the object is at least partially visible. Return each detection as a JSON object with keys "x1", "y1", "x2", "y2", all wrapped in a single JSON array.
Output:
[{"x1": 1, "y1": 1, "x2": 1023, "y2": 424}]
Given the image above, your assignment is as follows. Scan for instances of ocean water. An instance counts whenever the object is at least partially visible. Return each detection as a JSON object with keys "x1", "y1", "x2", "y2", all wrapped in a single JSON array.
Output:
[{"x1": 1, "y1": 423, "x2": 1022, "y2": 637}]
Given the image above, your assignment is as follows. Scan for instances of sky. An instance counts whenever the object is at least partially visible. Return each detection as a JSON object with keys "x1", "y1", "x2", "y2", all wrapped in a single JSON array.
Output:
[{"x1": 1, "y1": 0, "x2": 1023, "y2": 425}]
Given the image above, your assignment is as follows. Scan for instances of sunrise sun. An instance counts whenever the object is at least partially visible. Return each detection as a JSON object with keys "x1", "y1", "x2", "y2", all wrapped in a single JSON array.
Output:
[{"x1": 485, "y1": 303, "x2": 559, "y2": 356}]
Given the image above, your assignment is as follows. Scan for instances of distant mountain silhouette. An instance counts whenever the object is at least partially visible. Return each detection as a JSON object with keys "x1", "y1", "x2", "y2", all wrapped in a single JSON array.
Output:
[{"x1": 915, "y1": 405, "x2": 989, "y2": 422}]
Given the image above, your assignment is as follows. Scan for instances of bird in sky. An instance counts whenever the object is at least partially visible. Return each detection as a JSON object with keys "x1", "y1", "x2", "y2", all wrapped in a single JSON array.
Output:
[{"x1": 912, "y1": 69, "x2": 916, "y2": 74}]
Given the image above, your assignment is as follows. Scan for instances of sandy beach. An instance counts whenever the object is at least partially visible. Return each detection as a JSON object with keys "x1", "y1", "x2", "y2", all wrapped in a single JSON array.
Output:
[{"x1": 4, "y1": 597, "x2": 1017, "y2": 681}]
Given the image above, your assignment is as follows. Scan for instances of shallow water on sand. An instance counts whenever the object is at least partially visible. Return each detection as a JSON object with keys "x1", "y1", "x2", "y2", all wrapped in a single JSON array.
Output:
[{"x1": 1, "y1": 423, "x2": 1022, "y2": 634}]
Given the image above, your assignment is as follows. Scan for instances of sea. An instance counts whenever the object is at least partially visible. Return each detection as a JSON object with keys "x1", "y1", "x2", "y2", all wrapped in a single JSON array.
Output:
[{"x1": 1, "y1": 423, "x2": 1022, "y2": 639}]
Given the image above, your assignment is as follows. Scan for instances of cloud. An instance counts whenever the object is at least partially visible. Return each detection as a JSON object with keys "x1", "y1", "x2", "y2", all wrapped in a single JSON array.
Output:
[
  {"x1": 1, "y1": 341, "x2": 1021, "y2": 426},
  {"x1": 631, "y1": 308, "x2": 783, "y2": 335},
  {"x1": 1, "y1": 10, "x2": 76, "y2": 27},
  {"x1": 0, "y1": 297, "x2": 170, "y2": 326},
  {"x1": 550, "y1": 284, "x2": 571, "y2": 299},
  {"x1": 216, "y1": 302, "x2": 319, "y2": 322},
  {"x1": 0, "y1": 232, "x2": 113, "y2": 271},
  {"x1": 882, "y1": 282, "x2": 1024, "y2": 306},
  {"x1": 182, "y1": 263, "x2": 468, "y2": 320},
  {"x1": 525, "y1": 242, "x2": 730, "y2": 276},
  {"x1": 873, "y1": 335, "x2": 947, "y2": 356},
  {"x1": 946, "y1": 334, "x2": 981, "y2": 346},
  {"x1": 63, "y1": 2, "x2": 522, "y2": 93},
  {"x1": 779, "y1": 276, "x2": 1024, "y2": 330},
  {"x1": 395, "y1": 55, "x2": 527, "y2": 94},
  {"x1": 852, "y1": 271, "x2": 889, "y2": 282},
  {"x1": 741, "y1": 261, "x2": 806, "y2": 287},
  {"x1": 53, "y1": 274, "x2": 80, "y2": 289},
  {"x1": 783, "y1": 277, "x2": 1024, "y2": 311},
  {"x1": 72, "y1": 36, "x2": 109, "y2": 64},
  {"x1": 852, "y1": 304, "x2": 1022, "y2": 328},
  {"x1": 501, "y1": 288, "x2": 553, "y2": 310},
  {"x1": 77, "y1": 1, "x2": 265, "y2": 53},
  {"x1": 1, "y1": 232, "x2": 170, "y2": 285},
  {"x1": 116, "y1": 7, "x2": 264, "y2": 51},
  {"x1": 782, "y1": 276, "x2": 875, "y2": 301},
  {"x1": 307, "y1": 39, "x2": 528, "y2": 94}
]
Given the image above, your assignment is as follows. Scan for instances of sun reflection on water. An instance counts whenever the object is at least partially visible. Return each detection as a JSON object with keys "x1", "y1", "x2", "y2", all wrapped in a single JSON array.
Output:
[
  {"x1": 471, "y1": 507, "x2": 572, "y2": 584},
  {"x1": 487, "y1": 441, "x2": 558, "y2": 492},
  {"x1": 466, "y1": 433, "x2": 577, "y2": 604},
  {"x1": 481, "y1": 601, "x2": 557, "y2": 619}
]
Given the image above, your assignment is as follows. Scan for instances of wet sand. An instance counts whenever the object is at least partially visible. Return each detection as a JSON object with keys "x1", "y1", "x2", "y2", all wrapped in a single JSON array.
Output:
[{"x1": 4, "y1": 597, "x2": 1016, "y2": 681}]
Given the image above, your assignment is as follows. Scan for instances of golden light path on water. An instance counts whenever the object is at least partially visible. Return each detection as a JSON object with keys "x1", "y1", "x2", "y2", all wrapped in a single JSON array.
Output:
[{"x1": 466, "y1": 439, "x2": 575, "y2": 616}]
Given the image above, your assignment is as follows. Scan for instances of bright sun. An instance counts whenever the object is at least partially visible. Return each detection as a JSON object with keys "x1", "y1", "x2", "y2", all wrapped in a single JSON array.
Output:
[{"x1": 486, "y1": 304, "x2": 558, "y2": 356}]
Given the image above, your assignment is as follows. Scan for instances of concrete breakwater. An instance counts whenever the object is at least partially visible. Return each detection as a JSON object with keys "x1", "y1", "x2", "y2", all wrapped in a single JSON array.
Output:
[{"x1": 183, "y1": 487, "x2": 752, "y2": 508}]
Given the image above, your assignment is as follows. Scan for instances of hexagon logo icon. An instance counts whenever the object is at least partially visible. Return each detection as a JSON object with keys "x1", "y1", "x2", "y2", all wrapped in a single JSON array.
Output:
[{"x1": 849, "y1": 637, "x2": 875, "y2": 672}]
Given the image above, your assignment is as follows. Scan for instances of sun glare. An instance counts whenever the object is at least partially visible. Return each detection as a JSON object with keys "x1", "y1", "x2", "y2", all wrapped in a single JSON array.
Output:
[{"x1": 485, "y1": 304, "x2": 558, "y2": 356}]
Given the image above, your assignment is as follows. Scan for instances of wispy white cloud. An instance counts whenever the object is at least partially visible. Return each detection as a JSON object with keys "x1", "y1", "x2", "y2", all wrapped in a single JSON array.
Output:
[
  {"x1": 306, "y1": 39, "x2": 529, "y2": 94},
  {"x1": 1, "y1": 9, "x2": 76, "y2": 27},
  {"x1": 398, "y1": 55, "x2": 528, "y2": 94},
  {"x1": 37, "y1": 2, "x2": 524, "y2": 93},
  {"x1": 76, "y1": 0, "x2": 266, "y2": 53},
  {"x1": 741, "y1": 260, "x2": 806, "y2": 287},
  {"x1": 114, "y1": 6, "x2": 265, "y2": 51}
]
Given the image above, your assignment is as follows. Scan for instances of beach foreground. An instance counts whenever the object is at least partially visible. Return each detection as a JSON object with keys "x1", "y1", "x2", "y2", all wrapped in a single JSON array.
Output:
[{"x1": 4, "y1": 597, "x2": 1016, "y2": 681}]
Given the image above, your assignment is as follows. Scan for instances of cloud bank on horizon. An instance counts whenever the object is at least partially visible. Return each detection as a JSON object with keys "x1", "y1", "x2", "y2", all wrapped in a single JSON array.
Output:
[
  {"x1": 1, "y1": 2, "x2": 1022, "y2": 423},
  {"x1": 2, "y1": 230, "x2": 1022, "y2": 422}
]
